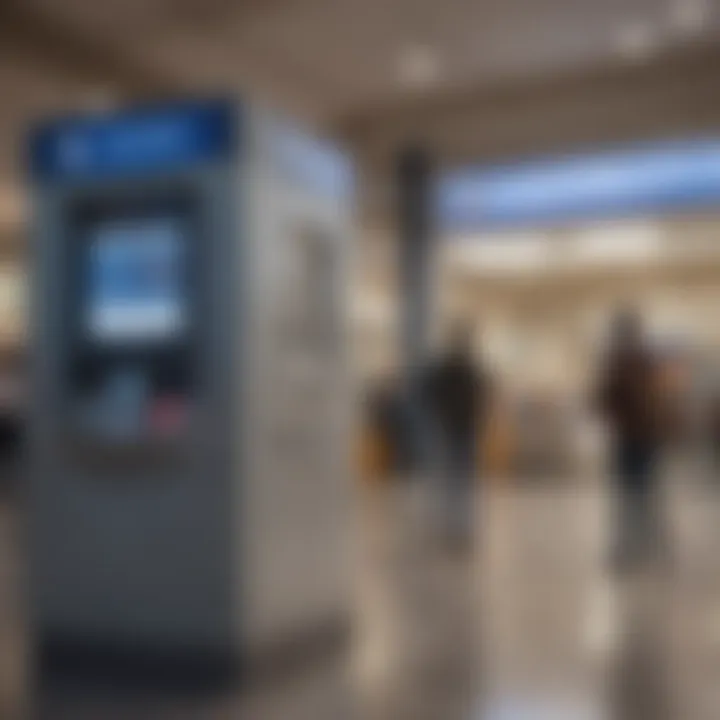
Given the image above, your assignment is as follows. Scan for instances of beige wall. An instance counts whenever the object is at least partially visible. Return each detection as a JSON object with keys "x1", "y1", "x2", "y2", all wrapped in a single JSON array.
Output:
[
  {"x1": 351, "y1": 211, "x2": 720, "y2": 390},
  {"x1": 0, "y1": 260, "x2": 25, "y2": 350},
  {"x1": 437, "y1": 215, "x2": 720, "y2": 396}
]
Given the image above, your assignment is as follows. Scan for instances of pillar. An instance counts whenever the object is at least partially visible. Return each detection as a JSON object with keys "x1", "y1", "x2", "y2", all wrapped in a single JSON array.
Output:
[{"x1": 395, "y1": 146, "x2": 435, "y2": 472}]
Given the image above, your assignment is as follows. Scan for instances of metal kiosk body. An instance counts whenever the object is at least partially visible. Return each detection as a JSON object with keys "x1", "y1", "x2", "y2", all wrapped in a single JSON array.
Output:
[{"x1": 28, "y1": 100, "x2": 352, "y2": 680}]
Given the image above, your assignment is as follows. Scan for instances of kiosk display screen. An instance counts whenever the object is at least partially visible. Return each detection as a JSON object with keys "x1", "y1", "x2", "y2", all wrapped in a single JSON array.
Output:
[{"x1": 85, "y1": 217, "x2": 187, "y2": 344}]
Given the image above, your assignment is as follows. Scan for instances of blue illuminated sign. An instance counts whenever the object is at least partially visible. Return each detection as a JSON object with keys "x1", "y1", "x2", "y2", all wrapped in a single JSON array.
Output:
[
  {"x1": 439, "y1": 139, "x2": 720, "y2": 230},
  {"x1": 30, "y1": 100, "x2": 236, "y2": 181}
]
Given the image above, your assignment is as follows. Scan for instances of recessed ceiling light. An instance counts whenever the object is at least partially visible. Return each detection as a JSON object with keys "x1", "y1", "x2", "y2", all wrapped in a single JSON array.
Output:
[
  {"x1": 616, "y1": 21, "x2": 658, "y2": 60},
  {"x1": 397, "y1": 44, "x2": 440, "y2": 88},
  {"x1": 669, "y1": 0, "x2": 708, "y2": 35}
]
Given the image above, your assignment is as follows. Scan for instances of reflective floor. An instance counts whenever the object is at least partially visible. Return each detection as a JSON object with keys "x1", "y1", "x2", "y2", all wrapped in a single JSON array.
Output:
[{"x1": 2, "y1": 468, "x2": 720, "y2": 718}]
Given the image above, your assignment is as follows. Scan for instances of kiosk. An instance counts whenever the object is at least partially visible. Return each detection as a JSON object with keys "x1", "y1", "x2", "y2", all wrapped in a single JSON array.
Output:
[{"x1": 27, "y1": 99, "x2": 353, "y2": 678}]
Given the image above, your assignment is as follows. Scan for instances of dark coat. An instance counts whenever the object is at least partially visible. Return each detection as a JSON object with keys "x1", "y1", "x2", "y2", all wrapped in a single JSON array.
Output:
[
  {"x1": 424, "y1": 352, "x2": 490, "y2": 442},
  {"x1": 596, "y1": 345, "x2": 660, "y2": 448}
]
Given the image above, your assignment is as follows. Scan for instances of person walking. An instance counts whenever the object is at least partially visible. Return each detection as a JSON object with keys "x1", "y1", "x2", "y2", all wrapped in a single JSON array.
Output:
[
  {"x1": 424, "y1": 324, "x2": 491, "y2": 549},
  {"x1": 595, "y1": 309, "x2": 666, "y2": 570}
]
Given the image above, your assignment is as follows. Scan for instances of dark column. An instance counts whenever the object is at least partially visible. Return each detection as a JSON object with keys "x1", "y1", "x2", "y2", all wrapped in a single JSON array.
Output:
[{"x1": 395, "y1": 146, "x2": 435, "y2": 473}]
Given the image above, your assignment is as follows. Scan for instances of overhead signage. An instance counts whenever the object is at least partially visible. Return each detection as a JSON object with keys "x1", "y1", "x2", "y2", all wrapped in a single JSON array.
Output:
[{"x1": 439, "y1": 139, "x2": 720, "y2": 230}]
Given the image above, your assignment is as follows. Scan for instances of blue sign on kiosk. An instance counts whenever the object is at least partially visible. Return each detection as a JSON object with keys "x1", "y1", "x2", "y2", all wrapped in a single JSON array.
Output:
[{"x1": 30, "y1": 100, "x2": 237, "y2": 181}]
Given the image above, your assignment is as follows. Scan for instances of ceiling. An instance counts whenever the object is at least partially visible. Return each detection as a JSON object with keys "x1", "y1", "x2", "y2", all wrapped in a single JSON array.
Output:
[
  {"x1": 0, "y1": 0, "x2": 718, "y2": 223},
  {"x1": 2, "y1": 0, "x2": 719, "y2": 120}
]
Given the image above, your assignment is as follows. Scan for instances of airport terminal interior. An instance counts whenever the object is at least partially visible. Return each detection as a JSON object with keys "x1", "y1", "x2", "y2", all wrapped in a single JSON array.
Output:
[{"x1": 3, "y1": 0, "x2": 720, "y2": 718}]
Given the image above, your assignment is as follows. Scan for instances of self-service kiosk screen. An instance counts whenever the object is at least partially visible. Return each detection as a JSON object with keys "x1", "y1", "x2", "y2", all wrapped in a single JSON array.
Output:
[{"x1": 85, "y1": 217, "x2": 187, "y2": 344}]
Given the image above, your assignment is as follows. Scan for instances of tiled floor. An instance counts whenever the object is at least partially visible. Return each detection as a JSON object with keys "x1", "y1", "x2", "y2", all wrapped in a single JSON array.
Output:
[{"x1": 2, "y1": 470, "x2": 720, "y2": 718}]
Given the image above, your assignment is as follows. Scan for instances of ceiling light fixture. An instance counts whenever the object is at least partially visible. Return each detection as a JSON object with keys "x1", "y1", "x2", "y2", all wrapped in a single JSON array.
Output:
[
  {"x1": 669, "y1": 0, "x2": 708, "y2": 35},
  {"x1": 615, "y1": 21, "x2": 658, "y2": 60},
  {"x1": 397, "y1": 44, "x2": 440, "y2": 89}
]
